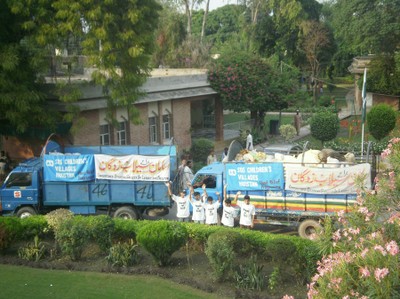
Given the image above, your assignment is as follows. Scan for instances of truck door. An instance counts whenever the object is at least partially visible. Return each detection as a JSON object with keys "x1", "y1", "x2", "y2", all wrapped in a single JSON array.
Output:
[{"x1": 1, "y1": 172, "x2": 38, "y2": 213}]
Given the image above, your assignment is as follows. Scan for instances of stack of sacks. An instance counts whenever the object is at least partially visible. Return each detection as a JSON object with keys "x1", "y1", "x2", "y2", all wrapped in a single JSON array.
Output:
[
  {"x1": 326, "y1": 156, "x2": 340, "y2": 167},
  {"x1": 344, "y1": 152, "x2": 355, "y2": 164},
  {"x1": 282, "y1": 155, "x2": 298, "y2": 163},
  {"x1": 296, "y1": 150, "x2": 321, "y2": 165}
]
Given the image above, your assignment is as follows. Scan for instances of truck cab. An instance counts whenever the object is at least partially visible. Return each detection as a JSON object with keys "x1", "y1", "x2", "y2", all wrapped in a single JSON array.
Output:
[
  {"x1": 0, "y1": 158, "x2": 42, "y2": 217},
  {"x1": 191, "y1": 163, "x2": 224, "y2": 202}
]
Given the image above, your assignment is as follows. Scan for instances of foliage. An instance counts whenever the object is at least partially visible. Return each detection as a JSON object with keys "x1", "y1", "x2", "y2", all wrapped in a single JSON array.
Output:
[
  {"x1": 268, "y1": 266, "x2": 281, "y2": 292},
  {"x1": 44, "y1": 209, "x2": 74, "y2": 234},
  {"x1": 309, "y1": 109, "x2": 340, "y2": 146},
  {"x1": 299, "y1": 20, "x2": 335, "y2": 103},
  {"x1": 106, "y1": 239, "x2": 139, "y2": 268},
  {"x1": 234, "y1": 255, "x2": 265, "y2": 291},
  {"x1": 136, "y1": 220, "x2": 188, "y2": 266},
  {"x1": 190, "y1": 138, "x2": 214, "y2": 166},
  {"x1": 1, "y1": 0, "x2": 162, "y2": 134},
  {"x1": 208, "y1": 51, "x2": 299, "y2": 130},
  {"x1": 86, "y1": 215, "x2": 115, "y2": 253},
  {"x1": 0, "y1": 217, "x2": 22, "y2": 251},
  {"x1": 18, "y1": 235, "x2": 48, "y2": 262},
  {"x1": 113, "y1": 218, "x2": 139, "y2": 241},
  {"x1": 328, "y1": 0, "x2": 400, "y2": 55},
  {"x1": 306, "y1": 138, "x2": 400, "y2": 298},
  {"x1": 367, "y1": 104, "x2": 397, "y2": 141},
  {"x1": 365, "y1": 54, "x2": 400, "y2": 96},
  {"x1": 19, "y1": 215, "x2": 49, "y2": 240},
  {"x1": 264, "y1": 238, "x2": 298, "y2": 263},
  {"x1": 279, "y1": 124, "x2": 296, "y2": 142},
  {"x1": 0, "y1": 1, "x2": 58, "y2": 134},
  {"x1": 205, "y1": 230, "x2": 247, "y2": 281},
  {"x1": 152, "y1": 6, "x2": 186, "y2": 68},
  {"x1": 55, "y1": 216, "x2": 91, "y2": 260}
]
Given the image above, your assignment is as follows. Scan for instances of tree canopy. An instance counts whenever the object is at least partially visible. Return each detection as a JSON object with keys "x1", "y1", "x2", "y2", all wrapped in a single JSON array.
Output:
[
  {"x1": 208, "y1": 51, "x2": 299, "y2": 130},
  {"x1": 1, "y1": 0, "x2": 161, "y2": 135},
  {"x1": 328, "y1": 0, "x2": 400, "y2": 55}
]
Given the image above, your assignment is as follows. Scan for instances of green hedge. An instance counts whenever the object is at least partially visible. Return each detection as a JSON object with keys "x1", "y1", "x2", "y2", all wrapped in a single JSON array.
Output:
[{"x1": 0, "y1": 216, "x2": 320, "y2": 280}]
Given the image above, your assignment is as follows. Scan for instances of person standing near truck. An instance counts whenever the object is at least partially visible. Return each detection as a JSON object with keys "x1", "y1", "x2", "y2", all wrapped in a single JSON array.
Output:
[
  {"x1": 189, "y1": 184, "x2": 206, "y2": 224},
  {"x1": 246, "y1": 130, "x2": 254, "y2": 151},
  {"x1": 166, "y1": 181, "x2": 190, "y2": 222},
  {"x1": 233, "y1": 191, "x2": 256, "y2": 229},
  {"x1": 221, "y1": 185, "x2": 237, "y2": 227},
  {"x1": 204, "y1": 192, "x2": 221, "y2": 225},
  {"x1": 182, "y1": 160, "x2": 194, "y2": 191}
]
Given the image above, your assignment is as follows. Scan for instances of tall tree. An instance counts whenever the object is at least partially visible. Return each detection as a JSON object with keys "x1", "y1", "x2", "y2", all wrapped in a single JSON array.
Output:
[
  {"x1": 208, "y1": 51, "x2": 299, "y2": 130},
  {"x1": 0, "y1": 1, "x2": 58, "y2": 133},
  {"x1": 328, "y1": 0, "x2": 400, "y2": 55},
  {"x1": 300, "y1": 20, "x2": 334, "y2": 102},
  {"x1": 200, "y1": 0, "x2": 210, "y2": 42},
  {"x1": 2, "y1": 0, "x2": 162, "y2": 134}
]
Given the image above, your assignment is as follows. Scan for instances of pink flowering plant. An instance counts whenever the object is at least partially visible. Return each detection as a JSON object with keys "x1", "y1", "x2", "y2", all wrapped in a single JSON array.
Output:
[{"x1": 307, "y1": 138, "x2": 400, "y2": 299}]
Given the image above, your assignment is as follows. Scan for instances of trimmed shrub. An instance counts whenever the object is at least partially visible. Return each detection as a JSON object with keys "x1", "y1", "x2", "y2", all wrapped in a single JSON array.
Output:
[
  {"x1": 190, "y1": 138, "x2": 214, "y2": 166},
  {"x1": 205, "y1": 230, "x2": 247, "y2": 281},
  {"x1": 264, "y1": 238, "x2": 298, "y2": 263},
  {"x1": 310, "y1": 109, "x2": 340, "y2": 147},
  {"x1": 367, "y1": 104, "x2": 397, "y2": 141},
  {"x1": 55, "y1": 216, "x2": 90, "y2": 260},
  {"x1": 20, "y1": 216, "x2": 49, "y2": 240},
  {"x1": 136, "y1": 220, "x2": 188, "y2": 266},
  {"x1": 0, "y1": 217, "x2": 22, "y2": 251},
  {"x1": 279, "y1": 124, "x2": 296, "y2": 142},
  {"x1": 45, "y1": 209, "x2": 74, "y2": 235},
  {"x1": 112, "y1": 218, "x2": 139, "y2": 242},
  {"x1": 86, "y1": 215, "x2": 115, "y2": 253}
]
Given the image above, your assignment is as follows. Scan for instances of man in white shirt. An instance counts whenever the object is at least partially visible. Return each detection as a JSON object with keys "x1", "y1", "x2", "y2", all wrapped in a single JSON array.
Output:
[
  {"x1": 233, "y1": 191, "x2": 255, "y2": 229},
  {"x1": 221, "y1": 199, "x2": 236, "y2": 227},
  {"x1": 190, "y1": 184, "x2": 206, "y2": 224},
  {"x1": 203, "y1": 193, "x2": 220, "y2": 225},
  {"x1": 166, "y1": 181, "x2": 190, "y2": 222},
  {"x1": 182, "y1": 160, "x2": 194, "y2": 190},
  {"x1": 246, "y1": 130, "x2": 254, "y2": 151}
]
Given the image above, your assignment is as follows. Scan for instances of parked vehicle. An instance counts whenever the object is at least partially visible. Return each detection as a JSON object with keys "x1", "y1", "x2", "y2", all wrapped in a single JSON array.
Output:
[
  {"x1": 191, "y1": 141, "x2": 372, "y2": 238},
  {"x1": 0, "y1": 138, "x2": 177, "y2": 219}
]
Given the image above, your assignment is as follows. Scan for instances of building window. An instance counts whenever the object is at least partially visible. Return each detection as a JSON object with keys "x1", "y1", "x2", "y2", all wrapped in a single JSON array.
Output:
[
  {"x1": 117, "y1": 121, "x2": 126, "y2": 145},
  {"x1": 149, "y1": 117, "x2": 158, "y2": 143},
  {"x1": 100, "y1": 124, "x2": 110, "y2": 145},
  {"x1": 162, "y1": 114, "x2": 170, "y2": 140}
]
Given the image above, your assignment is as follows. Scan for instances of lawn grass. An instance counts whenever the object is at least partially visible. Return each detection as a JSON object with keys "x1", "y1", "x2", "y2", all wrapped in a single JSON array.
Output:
[{"x1": 0, "y1": 264, "x2": 221, "y2": 299}]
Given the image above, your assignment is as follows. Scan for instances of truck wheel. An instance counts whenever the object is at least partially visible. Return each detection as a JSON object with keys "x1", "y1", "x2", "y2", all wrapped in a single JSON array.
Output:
[
  {"x1": 16, "y1": 207, "x2": 37, "y2": 219},
  {"x1": 298, "y1": 219, "x2": 322, "y2": 239},
  {"x1": 113, "y1": 206, "x2": 138, "y2": 220}
]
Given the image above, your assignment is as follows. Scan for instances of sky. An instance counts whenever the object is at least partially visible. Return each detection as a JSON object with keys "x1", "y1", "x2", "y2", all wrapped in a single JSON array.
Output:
[
  {"x1": 209, "y1": 0, "x2": 234, "y2": 11},
  {"x1": 209, "y1": 0, "x2": 326, "y2": 11}
]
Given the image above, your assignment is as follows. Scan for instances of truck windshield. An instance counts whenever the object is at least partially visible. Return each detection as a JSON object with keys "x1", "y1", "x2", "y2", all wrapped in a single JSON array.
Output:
[
  {"x1": 5, "y1": 173, "x2": 32, "y2": 188},
  {"x1": 192, "y1": 174, "x2": 216, "y2": 189}
]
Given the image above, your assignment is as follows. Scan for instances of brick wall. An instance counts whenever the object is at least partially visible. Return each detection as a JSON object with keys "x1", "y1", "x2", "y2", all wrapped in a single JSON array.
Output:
[
  {"x1": 373, "y1": 94, "x2": 399, "y2": 110},
  {"x1": 129, "y1": 104, "x2": 148, "y2": 144},
  {"x1": 172, "y1": 99, "x2": 192, "y2": 152},
  {"x1": 73, "y1": 110, "x2": 100, "y2": 145}
]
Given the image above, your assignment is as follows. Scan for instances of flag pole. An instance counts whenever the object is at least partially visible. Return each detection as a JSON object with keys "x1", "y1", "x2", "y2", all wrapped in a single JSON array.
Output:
[{"x1": 361, "y1": 68, "x2": 367, "y2": 160}]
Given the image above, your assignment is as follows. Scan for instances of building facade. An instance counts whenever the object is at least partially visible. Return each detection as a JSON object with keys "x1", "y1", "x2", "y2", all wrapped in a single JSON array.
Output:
[{"x1": 1, "y1": 69, "x2": 223, "y2": 162}]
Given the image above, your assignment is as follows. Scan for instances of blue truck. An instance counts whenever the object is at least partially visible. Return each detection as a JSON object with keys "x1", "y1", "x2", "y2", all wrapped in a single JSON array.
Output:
[
  {"x1": 0, "y1": 139, "x2": 177, "y2": 219},
  {"x1": 190, "y1": 141, "x2": 373, "y2": 238}
]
